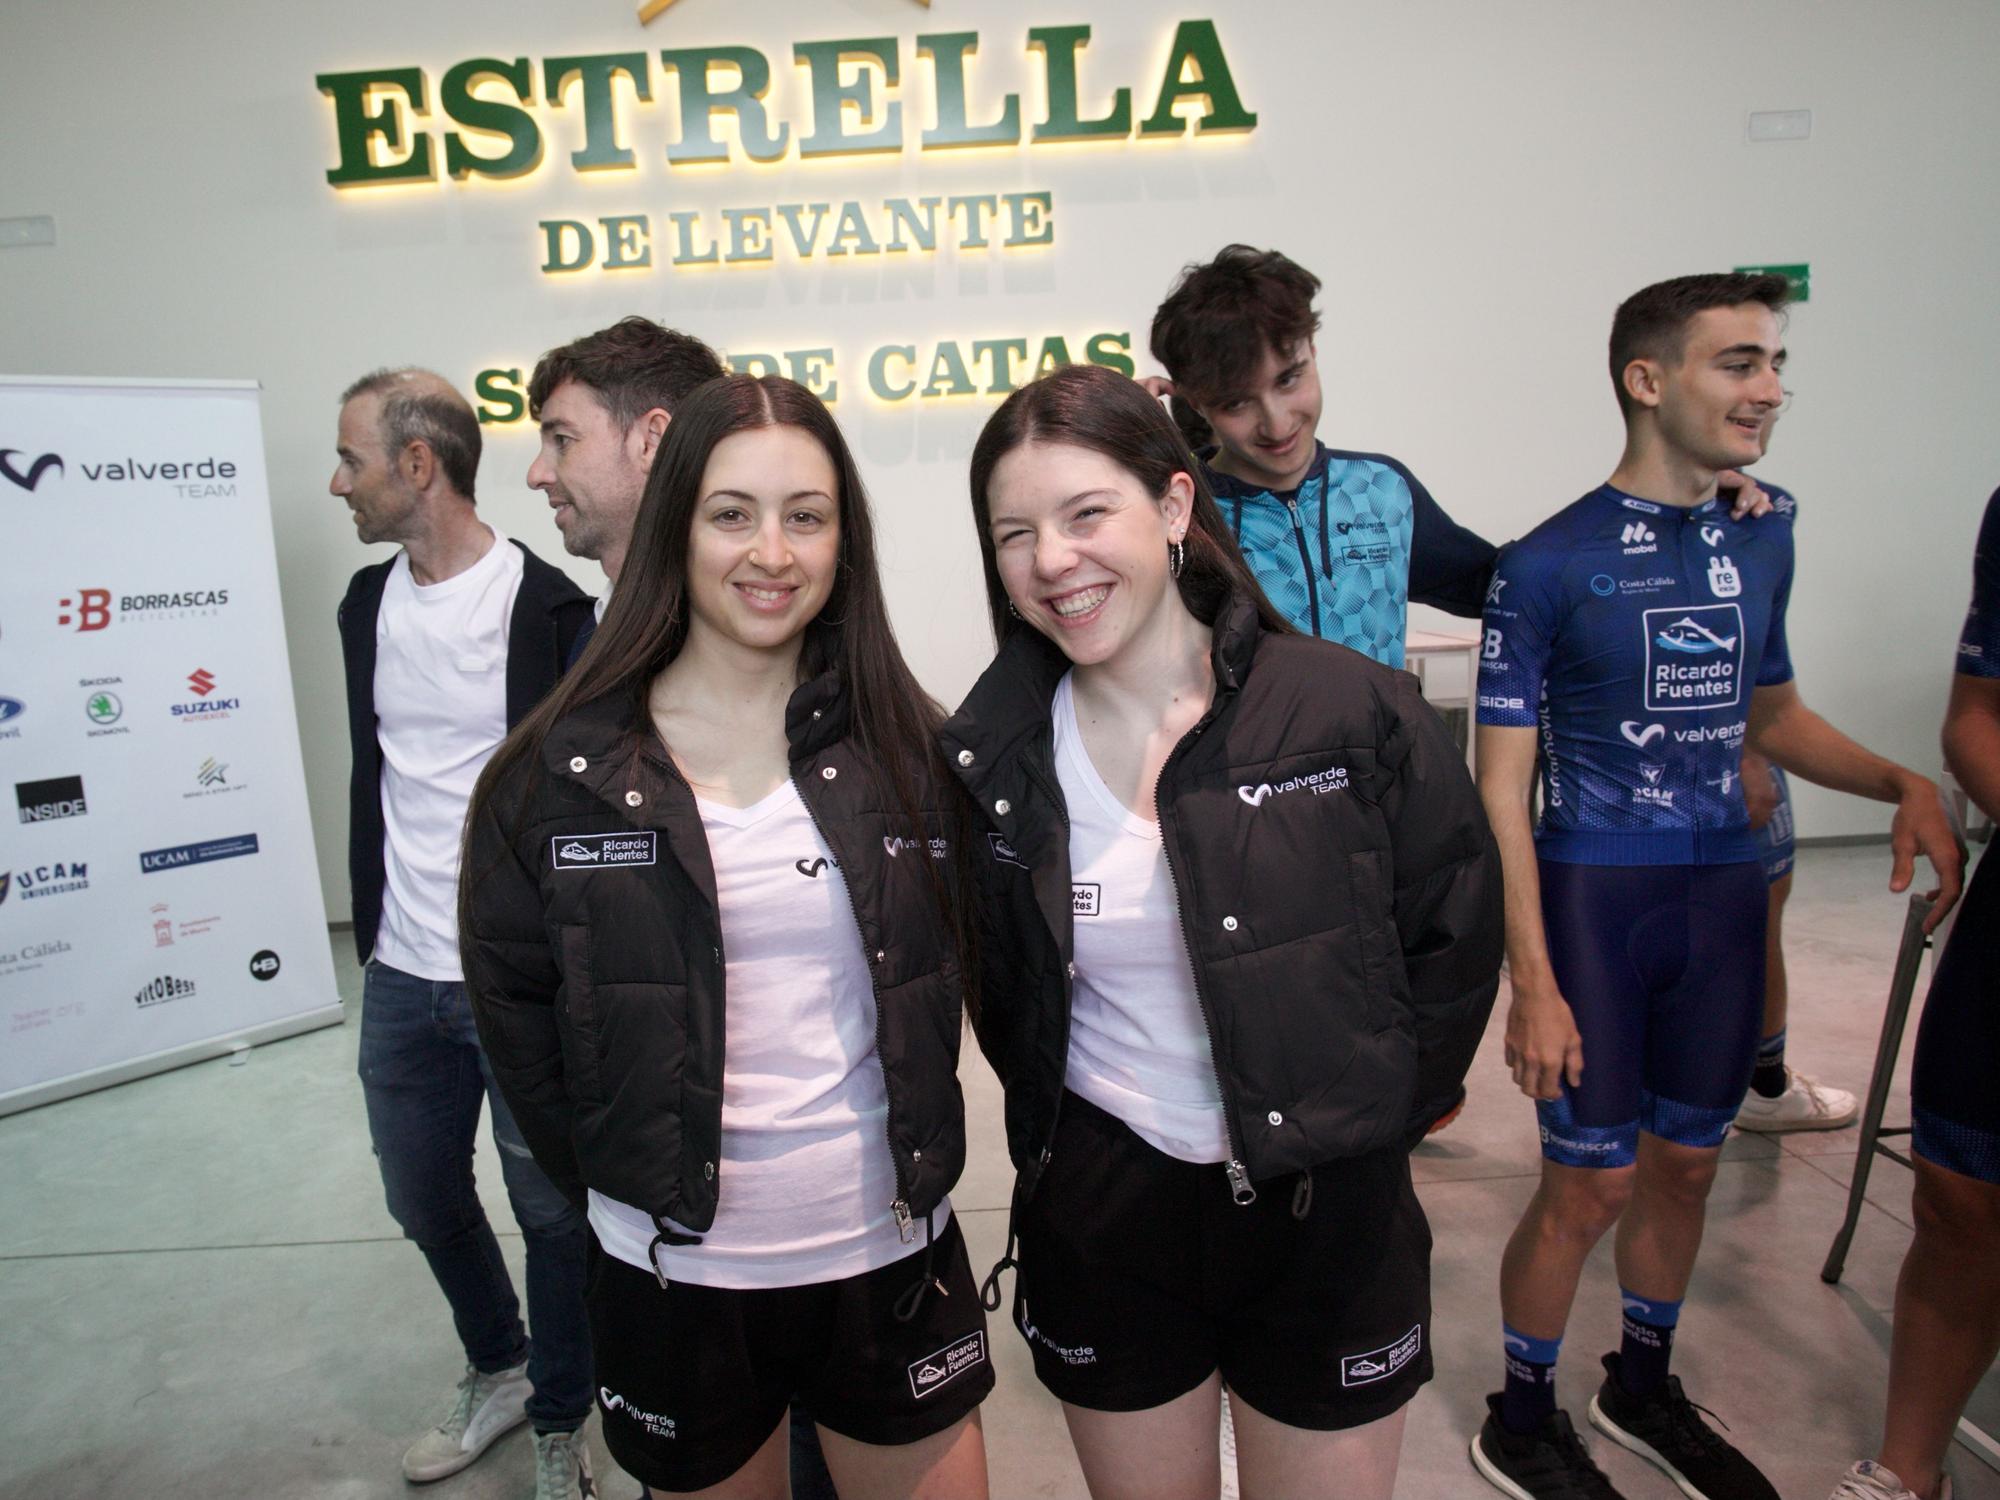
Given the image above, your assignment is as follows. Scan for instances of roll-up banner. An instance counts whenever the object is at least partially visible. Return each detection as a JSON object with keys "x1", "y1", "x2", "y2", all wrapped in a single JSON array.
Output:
[{"x1": 0, "y1": 376, "x2": 341, "y2": 1115}]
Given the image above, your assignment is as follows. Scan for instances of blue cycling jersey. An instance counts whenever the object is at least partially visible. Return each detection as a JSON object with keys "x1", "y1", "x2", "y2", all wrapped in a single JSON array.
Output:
[
  {"x1": 1958, "y1": 486, "x2": 2000, "y2": 679},
  {"x1": 1477, "y1": 483, "x2": 1795, "y2": 866},
  {"x1": 1202, "y1": 443, "x2": 1495, "y2": 667}
]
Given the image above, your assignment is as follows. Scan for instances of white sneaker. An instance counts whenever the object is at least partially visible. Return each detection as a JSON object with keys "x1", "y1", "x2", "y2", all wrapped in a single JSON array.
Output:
[
  {"x1": 534, "y1": 1426, "x2": 597, "y2": 1500},
  {"x1": 1736, "y1": 1068, "x2": 1858, "y2": 1133},
  {"x1": 401, "y1": 1360, "x2": 531, "y2": 1482},
  {"x1": 1829, "y1": 1459, "x2": 1954, "y2": 1500}
]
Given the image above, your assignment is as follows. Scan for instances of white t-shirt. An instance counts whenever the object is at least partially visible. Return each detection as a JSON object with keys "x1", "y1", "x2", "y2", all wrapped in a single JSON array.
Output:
[
  {"x1": 1054, "y1": 673, "x2": 1229, "y2": 1164},
  {"x1": 371, "y1": 528, "x2": 523, "y2": 982},
  {"x1": 589, "y1": 778, "x2": 944, "y2": 1288}
]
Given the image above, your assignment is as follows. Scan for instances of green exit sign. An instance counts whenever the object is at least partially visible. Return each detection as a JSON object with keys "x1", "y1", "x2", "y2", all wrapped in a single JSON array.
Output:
[{"x1": 1736, "y1": 262, "x2": 1810, "y2": 302}]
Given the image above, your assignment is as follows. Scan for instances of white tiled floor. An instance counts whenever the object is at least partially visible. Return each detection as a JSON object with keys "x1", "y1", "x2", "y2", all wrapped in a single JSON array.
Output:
[{"x1": 1, "y1": 845, "x2": 1994, "y2": 1498}]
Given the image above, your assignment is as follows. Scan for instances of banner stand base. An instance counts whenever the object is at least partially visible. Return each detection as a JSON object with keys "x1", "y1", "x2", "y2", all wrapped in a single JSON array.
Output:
[{"x1": 0, "y1": 1005, "x2": 347, "y2": 1119}]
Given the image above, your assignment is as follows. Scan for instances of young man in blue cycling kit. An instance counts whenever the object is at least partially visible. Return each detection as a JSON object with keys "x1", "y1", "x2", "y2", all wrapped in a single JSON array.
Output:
[{"x1": 1471, "y1": 273, "x2": 1962, "y2": 1500}]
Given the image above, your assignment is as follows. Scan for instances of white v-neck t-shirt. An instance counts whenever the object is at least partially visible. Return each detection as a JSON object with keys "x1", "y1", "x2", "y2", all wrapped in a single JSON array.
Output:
[
  {"x1": 372, "y1": 528, "x2": 522, "y2": 981},
  {"x1": 1053, "y1": 672, "x2": 1229, "y2": 1164},
  {"x1": 589, "y1": 778, "x2": 944, "y2": 1288}
]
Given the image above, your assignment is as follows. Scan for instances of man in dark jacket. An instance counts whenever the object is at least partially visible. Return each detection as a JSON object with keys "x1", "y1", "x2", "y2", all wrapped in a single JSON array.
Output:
[{"x1": 332, "y1": 368, "x2": 597, "y2": 1499}]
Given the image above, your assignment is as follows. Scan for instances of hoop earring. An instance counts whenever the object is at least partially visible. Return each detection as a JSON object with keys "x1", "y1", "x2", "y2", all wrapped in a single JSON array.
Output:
[{"x1": 1169, "y1": 538, "x2": 1186, "y2": 580}]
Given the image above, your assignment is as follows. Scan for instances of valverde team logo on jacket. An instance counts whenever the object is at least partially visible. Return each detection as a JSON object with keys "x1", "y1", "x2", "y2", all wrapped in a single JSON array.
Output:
[
  {"x1": 1237, "y1": 764, "x2": 1350, "y2": 806},
  {"x1": 552, "y1": 831, "x2": 657, "y2": 869}
]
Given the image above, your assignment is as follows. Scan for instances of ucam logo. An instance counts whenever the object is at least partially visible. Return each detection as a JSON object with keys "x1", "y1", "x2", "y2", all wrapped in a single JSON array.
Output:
[
  {"x1": 0, "y1": 449, "x2": 64, "y2": 492},
  {"x1": 1620, "y1": 721, "x2": 1666, "y2": 749},
  {"x1": 1643, "y1": 604, "x2": 1745, "y2": 713},
  {"x1": 1237, "y1": 764, "x2": 1349, "y2": 806}
]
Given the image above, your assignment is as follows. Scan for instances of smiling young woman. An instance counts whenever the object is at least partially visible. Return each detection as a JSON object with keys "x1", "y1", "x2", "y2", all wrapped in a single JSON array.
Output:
[
  {"x1": 458, "y1": 375, "x2": 990, "y2": 1500},
  {"x1": 943, "y1": 363, "x2": 1503, "y2": 1500}
]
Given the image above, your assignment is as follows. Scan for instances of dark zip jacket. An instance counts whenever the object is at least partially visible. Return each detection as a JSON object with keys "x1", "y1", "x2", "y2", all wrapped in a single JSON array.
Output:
[
  {"x1": 940, "y1": 594, "x2": 1503, "y2": 1202},
  {"x1": 460, "y1": 675, "x2": 968, "y2": 1240},
  {"x1": 337, "y1": 539, "x2": 594, "y2": 964}
]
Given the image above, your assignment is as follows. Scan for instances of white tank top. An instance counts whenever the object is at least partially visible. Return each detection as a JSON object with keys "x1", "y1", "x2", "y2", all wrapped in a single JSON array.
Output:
[
  {"x1": 1053, "y1": 673, "x2": 1229, "y2": 1164},
  {"x1": 588, "y1": 778, "x2": 945, "y2": 1287}
]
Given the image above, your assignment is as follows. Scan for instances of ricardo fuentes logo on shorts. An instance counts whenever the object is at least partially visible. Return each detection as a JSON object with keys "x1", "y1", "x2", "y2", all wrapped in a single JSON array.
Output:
[
  {"x1": 907, "y1": 1330, "x2": 987, "y2": 1399},
  {"x1": 1238, "y1": 763, "x2": 1350, "y2": 807}
]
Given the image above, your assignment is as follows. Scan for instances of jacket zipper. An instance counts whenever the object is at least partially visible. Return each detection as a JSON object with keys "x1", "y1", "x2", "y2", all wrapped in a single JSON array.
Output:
[
  {"x1": 1286, "y1": 498, "x2": 1323, "y2": 638},
  {"x1": 1019, "y1": 749, "x2": 1076, "y2": 1184},
  {"x1": 793, "y1": 766, "x2": 919, "y2": 1244},
  {"x1": 1155, "y1": 712, "x2": 1258, "y2": 1205}
]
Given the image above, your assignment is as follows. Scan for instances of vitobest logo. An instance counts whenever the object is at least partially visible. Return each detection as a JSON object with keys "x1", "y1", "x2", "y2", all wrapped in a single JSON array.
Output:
[{"x1": 1237, "y1": 764, "x2": 1349, "y2": 806}]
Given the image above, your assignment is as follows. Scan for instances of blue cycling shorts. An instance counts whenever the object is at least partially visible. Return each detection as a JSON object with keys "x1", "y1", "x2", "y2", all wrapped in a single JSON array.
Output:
[
  {"x1": 1913, "y1": 848, "x2": 2000, "y2": 1185},
  {"x1": 1534, "y1": 859, "x2": 1768, "y2": 1169}
]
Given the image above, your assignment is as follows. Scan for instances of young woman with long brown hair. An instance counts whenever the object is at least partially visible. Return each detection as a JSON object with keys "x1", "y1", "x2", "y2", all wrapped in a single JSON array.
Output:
[{"x1": 460, "y1": 375, "x2": 990, "y2": 1500}]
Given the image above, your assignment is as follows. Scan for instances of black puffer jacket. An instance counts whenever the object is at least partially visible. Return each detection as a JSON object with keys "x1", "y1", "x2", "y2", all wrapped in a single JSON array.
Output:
[
  {"x1": 461, "y1": 675, "x2": 968, "y2": 1238},
  {"x1": 941, "y1": 594, "x2": 1502, "y2": 1202}
]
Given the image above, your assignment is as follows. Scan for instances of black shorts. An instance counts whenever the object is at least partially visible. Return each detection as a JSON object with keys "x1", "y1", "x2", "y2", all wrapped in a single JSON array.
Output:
[
  {"x1": 1011, "y1": 1090, "x2": 1432, "y2": 1431},
  {"x1": 587, "y1": 1215, "x2": 993, "y2": 1493},
  {"x1": 1913, "y1": 848, "x2": 2000, "y2": 1186}
]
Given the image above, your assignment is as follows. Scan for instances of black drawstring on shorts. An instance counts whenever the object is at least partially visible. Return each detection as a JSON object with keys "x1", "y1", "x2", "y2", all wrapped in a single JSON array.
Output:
[
  {"x1": 646, "y1": 1216, "x2": 704, "y2": 1290},
  {"x1": 893, "y1": 1210, "x2": 941, "y2": 1323},
  {"x1": 1291, "y1": 1171, "x2": 1314, "y2": 1221},
  {"x1": 978, "y1": 1172, "x2": 1027, "y2": 1312}
]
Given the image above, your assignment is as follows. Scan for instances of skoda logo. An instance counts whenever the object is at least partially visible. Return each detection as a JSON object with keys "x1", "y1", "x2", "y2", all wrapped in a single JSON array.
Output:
[
  {"x1": 1590, "y1": 574, "x2": 1617, "y2": 597},
  {"x1": 86, "y1": 691, "x2": 122, "y2": 725}
]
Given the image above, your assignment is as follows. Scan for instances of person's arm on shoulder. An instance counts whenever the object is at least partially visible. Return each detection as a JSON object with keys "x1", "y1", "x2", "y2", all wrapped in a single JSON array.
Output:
[
  {"x1": 1378, "y1": 674, "x2": 1504, "y2": 1141},
  {"x1": 1406, "y1": 474, "x2": 1500, "y2": 619},
  {"x1": 460, "y1": 790, "x2": 586, "y2": 1204}
]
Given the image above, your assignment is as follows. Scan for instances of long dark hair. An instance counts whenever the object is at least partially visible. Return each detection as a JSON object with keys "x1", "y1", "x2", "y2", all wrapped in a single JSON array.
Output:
[
  {"x1": 464, "y1": 375, "x2": 953, "y2": 908},
  {"x1": 966, "y1": 362, "x2": 1294, "y2": 646}
]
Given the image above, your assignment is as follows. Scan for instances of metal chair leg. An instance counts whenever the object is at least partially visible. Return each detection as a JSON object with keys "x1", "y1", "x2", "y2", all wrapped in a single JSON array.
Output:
[{"x1": 1821, "y1": 892, "x2": 1935, "y2": 1284}]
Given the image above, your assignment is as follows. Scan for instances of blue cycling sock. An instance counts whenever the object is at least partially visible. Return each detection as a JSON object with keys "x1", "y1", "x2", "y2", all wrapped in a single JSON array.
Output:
[
  {"x1": 1618, "y1": 1289, "x2": 1682, "y2": 1395},
  {"x1": 1501, "y1": 1323, "x2": 1563, "y2": 1434}
]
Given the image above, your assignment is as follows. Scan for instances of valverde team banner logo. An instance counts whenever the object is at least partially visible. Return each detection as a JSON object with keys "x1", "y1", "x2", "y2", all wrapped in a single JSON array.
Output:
[{"x1": 311, "y1": 3, "x2": 1258, "y2": 412}]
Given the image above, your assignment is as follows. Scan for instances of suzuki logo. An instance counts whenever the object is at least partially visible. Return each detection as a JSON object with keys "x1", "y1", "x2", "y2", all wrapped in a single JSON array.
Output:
[
  {"x1": 188, "y1": 669, "x2": 217, "y2": 696},
  {"x1": 1620, "y1": 720, "x2": 1666, "y2": 749},
  {"x1": 0, "y1": 449, "x2": 64, "y2": 492},
  {"x1": 1237, "y1": 784, "x2": 1274, "y2": 806}
]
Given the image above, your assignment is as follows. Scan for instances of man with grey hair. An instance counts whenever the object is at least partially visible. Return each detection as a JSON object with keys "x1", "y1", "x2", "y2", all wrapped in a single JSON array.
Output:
[{"x1": 332, "y1": 368, "x2": 599, "y2": 1499}]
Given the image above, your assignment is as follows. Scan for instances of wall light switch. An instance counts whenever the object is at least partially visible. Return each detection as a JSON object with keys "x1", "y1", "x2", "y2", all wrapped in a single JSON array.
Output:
[
  {"x1": 1747, "y1": 110, "x2": 1812, "y2": 143},
  {"x1": 0, "y1": 215, "x2": 56, "y2": 248}
]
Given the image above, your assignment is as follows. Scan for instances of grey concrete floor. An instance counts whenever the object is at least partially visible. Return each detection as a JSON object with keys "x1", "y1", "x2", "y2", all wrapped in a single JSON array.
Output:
[{"x1": 1, "y1": 844, "x2": 1995, "y2": 1500}]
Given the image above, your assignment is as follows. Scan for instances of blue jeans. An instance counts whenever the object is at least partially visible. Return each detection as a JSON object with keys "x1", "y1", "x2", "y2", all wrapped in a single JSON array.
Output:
[{"x1": 359, "y1": 959, "x2": 592, "y2": 1431}]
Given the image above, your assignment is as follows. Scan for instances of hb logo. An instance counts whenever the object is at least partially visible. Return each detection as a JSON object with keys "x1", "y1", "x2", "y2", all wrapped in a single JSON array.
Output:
[
  {"x1": 59, "y1": 589, "x2": 111, "y2": 631},
  {"x1": 0, "y1": 449, "x2": 63, "y2": 492}
]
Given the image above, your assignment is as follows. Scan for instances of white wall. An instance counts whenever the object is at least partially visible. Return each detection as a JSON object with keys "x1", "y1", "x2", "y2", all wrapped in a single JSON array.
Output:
[{"x1": 4, "y1": 0, "x2": 1995, "y2": 923}]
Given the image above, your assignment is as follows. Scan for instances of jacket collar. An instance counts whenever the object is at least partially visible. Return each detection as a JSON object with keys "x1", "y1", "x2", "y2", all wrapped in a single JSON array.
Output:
[
  {"x1": 940, "y1": 592, "x2": 1266, "y2": 798},
  {"x1": 1199, "y1": 441, "x2": 1331, "y2": 505},
  {"x1": 538, "y1": 667, "x2": 852, "y2": 803}
]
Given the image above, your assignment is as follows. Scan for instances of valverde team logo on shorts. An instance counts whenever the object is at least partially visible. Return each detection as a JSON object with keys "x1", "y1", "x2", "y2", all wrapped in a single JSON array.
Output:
[
  {"x1": 907, "y1": 1330, "x2": 987, "y2": 1400},
  {"x1": 1341, "y1": 1325, "x2": 1423, "y2": 1387},
  {"x1": 552, "y1": 831, "x2": 657, "y2": 869},
  {"x1": 1642, "y1": 604, "x2": 1746, "y2": 713}
]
